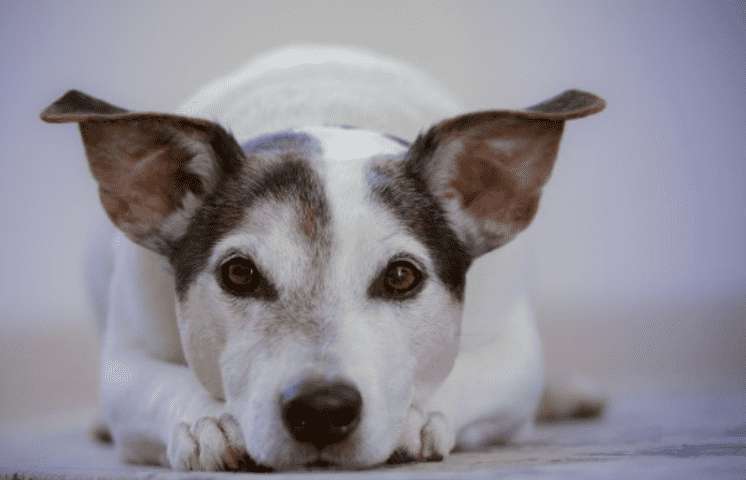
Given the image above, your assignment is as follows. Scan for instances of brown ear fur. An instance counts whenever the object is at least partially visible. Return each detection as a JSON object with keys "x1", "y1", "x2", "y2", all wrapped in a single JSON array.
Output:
[
  {"x1": 41, "y1": 90, "x2": 244, "y2": 254},
  {"x1": 40, "y1": 90, "x2": 128, "y2": 121},
  {"x1": 408, "y1": 90, "x2": 605, "y2": 256}
]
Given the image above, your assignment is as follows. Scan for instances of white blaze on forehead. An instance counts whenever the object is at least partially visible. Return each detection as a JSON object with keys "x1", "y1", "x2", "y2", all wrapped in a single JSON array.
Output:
[
  {"x1": 197, "y1": 121, "x2": 423, "y2": 298},
  {"x1": 297, "y1": 125, "x2": 432, "y2": 298},
  {"x1": 301, "y1": 128, "x2": 430, "y2": 298},
  {"x1": 299, "y1": 126, "x2": 407, "y2": 162}
]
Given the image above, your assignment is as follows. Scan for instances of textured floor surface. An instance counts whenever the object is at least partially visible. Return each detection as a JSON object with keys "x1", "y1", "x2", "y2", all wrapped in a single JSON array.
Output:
[{"x1": 1, "y1": 389, "x2": 744, "y2": 479}]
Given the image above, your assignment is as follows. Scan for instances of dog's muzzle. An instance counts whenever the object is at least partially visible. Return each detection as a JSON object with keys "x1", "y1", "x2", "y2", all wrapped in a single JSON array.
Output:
[{"x1": 280, "y1": 378, "x2": 362, "y2": 449}]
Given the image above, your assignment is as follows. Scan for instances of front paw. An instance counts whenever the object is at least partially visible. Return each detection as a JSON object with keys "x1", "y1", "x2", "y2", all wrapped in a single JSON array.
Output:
[
  {"x1": 391, "y1": 408, "x2": 454, "y2": 463},
  {"x1": 167, "y1": 414, "x2": 251, "y2": 471}
]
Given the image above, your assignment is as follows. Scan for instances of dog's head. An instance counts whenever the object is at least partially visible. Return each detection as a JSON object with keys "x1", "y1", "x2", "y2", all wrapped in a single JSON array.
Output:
[{"x1": 42, "y1": 89, "x2": 603, "y2": 469}]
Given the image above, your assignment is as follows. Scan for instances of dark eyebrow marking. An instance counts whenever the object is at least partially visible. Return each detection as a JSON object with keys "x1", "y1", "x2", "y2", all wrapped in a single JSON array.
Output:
[
  {"x1": 329, "y1": 125, "x2": 411, "y2": 147},
  {"x1": 382, "y1": 133, "x2": 410, "y2": 147},
  {"x1": 170, "y1": 149, "x2": 330, "y2": 299},
  {"x1": 241, "y1": 130, "x2": 322, "y2": 156},
  {"x1": 367, "y1": 157, "x2": 471, "y2": 301}
]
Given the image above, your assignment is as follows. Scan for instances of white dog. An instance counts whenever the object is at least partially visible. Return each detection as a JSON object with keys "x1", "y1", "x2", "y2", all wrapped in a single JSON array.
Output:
[{"x1": 41, "y1": 46, "x2": 605, "y2": 471}]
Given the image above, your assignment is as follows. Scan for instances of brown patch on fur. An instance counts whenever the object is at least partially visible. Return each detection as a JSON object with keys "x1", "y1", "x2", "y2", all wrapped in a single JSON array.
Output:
[
  {"x1": 41, "y1": 90, "x2": 244, "y2": 254},
  {"x1": 526, "y1": 89, "x2": 606, "y2": 119},
  {"x1": 300, "y1": 203, "x2": 317, "y2": 239},
  {"x1": 434, "y1": 115, "x2": 563, "y2": 250},
  {"x1": 408, "y1": 89, "x2": 604, "y2": 255},
  {"x1": 81, "y1": 120, "x2": 208, "y2": 245}
]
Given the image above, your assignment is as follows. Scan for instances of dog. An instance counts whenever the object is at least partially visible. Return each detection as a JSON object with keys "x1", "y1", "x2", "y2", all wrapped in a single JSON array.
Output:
[{"x1": 40, "y1": 46, "x2": 605, "y2": 471}]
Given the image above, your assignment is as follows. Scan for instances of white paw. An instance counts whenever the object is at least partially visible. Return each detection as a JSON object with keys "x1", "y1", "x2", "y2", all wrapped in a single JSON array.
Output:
[
  {"x1": 167, "y1": 414, "x2": 250, "y2": 471},
  {"x1": 392, "y1": 408, "x2": 454, "y2": 463},
  {"x1": 420, "y1": 412, "x2": 454, "y2": 461}
]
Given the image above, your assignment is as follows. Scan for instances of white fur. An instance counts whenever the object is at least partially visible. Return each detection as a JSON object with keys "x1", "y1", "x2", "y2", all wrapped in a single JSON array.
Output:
[
  {"x1": 94, "y1": 45, "x2": 545, "y2": 470},
  {"x1": 177, "y1": 45, "x2": 461, "y2": 141},
  {"x1": 301, "y1": 126, "x2": 407, "y2": 161}
]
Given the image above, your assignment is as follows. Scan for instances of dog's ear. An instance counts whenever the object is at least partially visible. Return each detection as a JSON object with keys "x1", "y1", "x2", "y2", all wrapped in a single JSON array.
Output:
[
  {"x1": 406, "y1": 90, "x2": 605, "y2": 257},
  {"x1": 41, "y1": 90, "x2": 244, "y2": 255}
]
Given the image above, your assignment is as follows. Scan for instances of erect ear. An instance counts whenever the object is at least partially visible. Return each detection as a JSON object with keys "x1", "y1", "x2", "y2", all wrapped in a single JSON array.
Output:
[
  {"x1": 41, "y1": 90, "x2": 245, "y2": 255},
  {"x1": 406, "y1": 89, "x2": 605, "y2": 257}
]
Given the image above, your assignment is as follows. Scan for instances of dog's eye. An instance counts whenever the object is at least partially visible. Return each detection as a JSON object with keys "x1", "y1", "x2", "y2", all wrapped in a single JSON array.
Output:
[
  {"x1": 219, "y1": 256, "x2": 263, "y2": 296},
  {"x1": 378, "y1": 260, "x2": 424, "y2": 299}
]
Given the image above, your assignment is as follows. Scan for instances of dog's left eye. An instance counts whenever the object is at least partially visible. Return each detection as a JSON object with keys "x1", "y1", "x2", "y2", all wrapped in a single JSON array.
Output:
[
  {"x1": 218, "y1": 256, "x2": 268, "y2": 297},
  {"x1": 369, "y1": 258, "x2": 426, "y2": 300}
]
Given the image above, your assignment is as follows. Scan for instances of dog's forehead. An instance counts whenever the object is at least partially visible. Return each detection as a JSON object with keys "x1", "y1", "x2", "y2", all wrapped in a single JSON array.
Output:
[
  {"x1": 211, "y1": 128, "x2": 420, "y2": 286},
  {"x1": 172, "y1": 126, "x2": 470, "y2": 301},
  {"x1": 298, "y1": 126, "x2": 409, "y2": 162}
]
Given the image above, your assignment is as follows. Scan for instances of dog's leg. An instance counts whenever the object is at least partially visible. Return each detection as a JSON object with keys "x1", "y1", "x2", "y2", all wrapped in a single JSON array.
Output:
[
  {"x1": 95, "y1": 238, "x2": 254, "y2": 471},
  {"x1": 426, "y1": 298, "x2": 545, "y2": 451},
  {"x1": 391, "y1": 406, "x2": 455, "y2": 463},
  {"x1": 101, "y1": 345, "x2": 252, "y2": 471},
  {"x1": 84, "y1": 218, "x2": 115, "y2": 444}
]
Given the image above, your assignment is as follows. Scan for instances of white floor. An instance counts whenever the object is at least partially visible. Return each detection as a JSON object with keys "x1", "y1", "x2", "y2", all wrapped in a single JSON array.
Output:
[{"x1": 1, "y1": 389, "x2": 743, "y2": 480}]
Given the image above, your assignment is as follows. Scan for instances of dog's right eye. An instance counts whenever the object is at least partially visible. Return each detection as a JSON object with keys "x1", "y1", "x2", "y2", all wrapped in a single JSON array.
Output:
[{"x1": 218, "y1": 256, "x2": 264, "y2": 297}]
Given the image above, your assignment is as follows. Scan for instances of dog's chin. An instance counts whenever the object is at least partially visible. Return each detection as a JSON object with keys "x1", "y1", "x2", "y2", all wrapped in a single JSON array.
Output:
[
  {"x1": 256, "y1": 454, "x2": 384, "y2": 472},
  {"x1": 303, "y1": 456, "x2": 392, "y2": 471},
  {"x1": 302, "y1": 458, "x2": 368, "y2": 471},
  {"x1": 317, "y1": 448, "x2": 391, "y2": 471},
  {"x1": 241, "y1": 400, "x2": 404, "y2": 471},
  {"x1": 261, "y1": 449, "x2": 393, "y2": 472},
  {"x1": 254, "y1": 437, "x2": 395, "y2": 471}
]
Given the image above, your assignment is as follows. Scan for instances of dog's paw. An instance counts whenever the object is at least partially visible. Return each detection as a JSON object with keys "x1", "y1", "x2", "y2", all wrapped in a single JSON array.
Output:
[
  {"x1": 420, "y1": 412, "x2": 454, "y2": 461},
  {"x1": 167, "y1": 414, "x2": 251, "y2": 471},
  {"x1": 391, "y1": 408, "x2": 454, "y2": 463}
]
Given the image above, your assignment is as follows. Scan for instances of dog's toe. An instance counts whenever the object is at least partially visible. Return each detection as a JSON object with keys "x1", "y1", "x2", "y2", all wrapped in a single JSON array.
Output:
[
  {"x1": 194, "y1": 417, "x2": 234, "y2": 470},
  {"x1": 168, "y1": 422, "x2": 200, "y2": 470},
  {"x1": 420, "y1": 412, "x2": 454, "y2": 461},
  {"x1": 394, "y1": 408, "x2": 454, "y2": 463},
  {"x1": 167, "y1": 415, "x2": 249, "y2": 471}
]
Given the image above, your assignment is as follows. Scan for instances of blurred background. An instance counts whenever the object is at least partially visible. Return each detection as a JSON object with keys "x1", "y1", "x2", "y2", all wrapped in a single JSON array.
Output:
[{"x1": 1, "y1": 1, "x2": 743, "y2": 428}]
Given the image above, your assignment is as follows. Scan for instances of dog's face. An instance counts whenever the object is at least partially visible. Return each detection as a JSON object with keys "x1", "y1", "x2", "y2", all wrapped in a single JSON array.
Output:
[
  {"x1": 42, "y1": 89, "x2": 603, "y2": 469},
  {"x1": 173, "y1": 127, "x2": 470, "y2": 467}
]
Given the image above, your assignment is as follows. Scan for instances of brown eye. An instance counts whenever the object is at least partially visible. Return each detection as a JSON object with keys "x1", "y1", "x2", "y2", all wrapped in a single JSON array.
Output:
[
  {"x1": 382, "y1": 260, "x2": 424, "y2": 297},
  {"x1": 219, "y1": 257, "x2": 261, "y2": 296}
]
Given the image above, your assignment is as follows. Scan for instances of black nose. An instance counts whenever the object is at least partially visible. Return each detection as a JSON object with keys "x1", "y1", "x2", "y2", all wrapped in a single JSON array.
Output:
[{"x1": 281, "y1": 379, "x2": 362, "y2": 449}]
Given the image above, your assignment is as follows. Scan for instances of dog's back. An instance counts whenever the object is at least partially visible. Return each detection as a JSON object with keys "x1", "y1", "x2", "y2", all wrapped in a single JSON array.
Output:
[{"x1": 177, "y1": 45, "x2": 463, "y2": 143}]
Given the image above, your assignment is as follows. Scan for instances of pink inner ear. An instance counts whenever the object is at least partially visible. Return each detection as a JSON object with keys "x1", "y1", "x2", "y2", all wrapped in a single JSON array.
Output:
[
  {"x1": 41, "y1": 89, "x2": 247, "y2": 254},
  {"x1": 431, "y1": 116, "x2": 564, "y2": 253},
  {"x1": 81, "y1": 120, "x2": 208, "y2": 251}
]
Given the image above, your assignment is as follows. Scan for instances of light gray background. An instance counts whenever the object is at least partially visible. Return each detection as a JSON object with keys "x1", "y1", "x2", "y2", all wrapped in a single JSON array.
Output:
[{"x1": 1, "y1": 1, "x2": 744, "y2": 427}]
